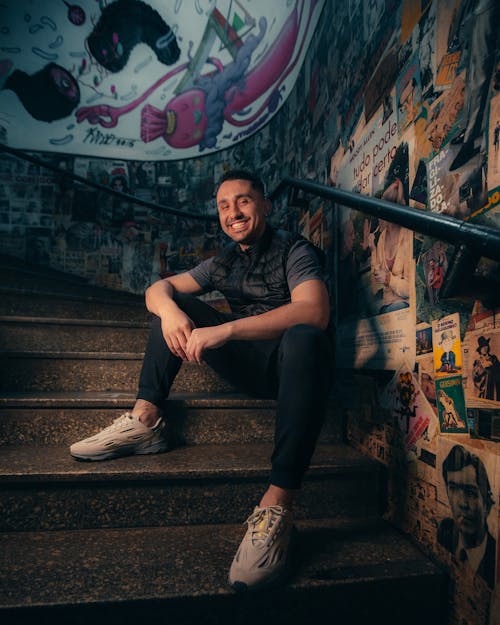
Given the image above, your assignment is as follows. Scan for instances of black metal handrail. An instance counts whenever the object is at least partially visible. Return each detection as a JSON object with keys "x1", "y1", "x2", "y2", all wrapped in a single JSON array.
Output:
[
  {"x1": 2, "y1": 143, "x2": 499, "y2": 262},
  {"x1": 271, "y1": 176, "x2": 500, "y2": 263}
]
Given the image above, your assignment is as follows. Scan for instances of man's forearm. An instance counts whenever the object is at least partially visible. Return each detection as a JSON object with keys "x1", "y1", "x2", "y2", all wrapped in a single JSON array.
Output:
[
  {"x1": 145, "y1": 279, "x2": 178, "y2": 317},
  {"x1": 224, "y1": 300, "x2": 329, "y2": 341}
]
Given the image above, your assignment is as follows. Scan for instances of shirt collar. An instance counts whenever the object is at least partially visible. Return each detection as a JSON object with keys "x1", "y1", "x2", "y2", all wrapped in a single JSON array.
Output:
[
  {"x1": 236, "y1": 224, "x2": 273, "y2": 256},
  {"x1": 456, "y1": 531, "x2": 488, "y2": 573}
]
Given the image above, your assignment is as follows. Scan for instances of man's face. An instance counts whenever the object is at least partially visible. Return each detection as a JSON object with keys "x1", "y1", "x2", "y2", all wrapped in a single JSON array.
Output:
[
  {"x1": 216, "y1": 178, "x2": 269, "y2": 249},
  {"x1": 446, "y1": 464, "x2": 487, "y2": 546}
]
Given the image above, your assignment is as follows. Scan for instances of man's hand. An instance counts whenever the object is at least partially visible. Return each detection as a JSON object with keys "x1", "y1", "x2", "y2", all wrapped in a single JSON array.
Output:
[
  {"x1": 185, "y1": 324, "x2": 232, "y2": 364},
  {"x1": 160, "y1": 308, "x2": 195, "y2": 361}
]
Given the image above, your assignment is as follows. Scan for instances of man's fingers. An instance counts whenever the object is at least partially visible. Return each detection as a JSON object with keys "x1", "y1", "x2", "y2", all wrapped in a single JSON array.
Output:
[{"x1": 166, "y1": 335, "x2": 187, "y2": 360}]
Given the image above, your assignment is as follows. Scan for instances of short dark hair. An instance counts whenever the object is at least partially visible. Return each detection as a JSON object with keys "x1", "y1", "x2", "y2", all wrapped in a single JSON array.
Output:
[
  {"x1": 217, "y1": 169, "x2": 266, "y2": 197},
  {"x1": 442, "y1": 444, "x2": 494, "y2": 513}
]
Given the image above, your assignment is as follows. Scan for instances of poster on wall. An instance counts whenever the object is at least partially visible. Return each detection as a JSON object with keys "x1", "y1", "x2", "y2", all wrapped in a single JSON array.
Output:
[
  {"x1": 436, "y1": 436, "x2": 498, "y2": 589},
  {"x1": 0, "y1": 0, "x2": 324, "y2": 160},
  {"x1": 435, "y1": 376, "x2": 468, "y2": 433},
  {"x1": 335, "y1": 114, "x2": 416, "y2": 370},
  {"x1": 432, "y1": 313, "x2": 462, "y2": 376},
  {"x1": 379, "y1": 361, "x2": 438, "y2": 461},
  {"x1": 463, "y1": 327, "x2": 500, "y2": 408}
]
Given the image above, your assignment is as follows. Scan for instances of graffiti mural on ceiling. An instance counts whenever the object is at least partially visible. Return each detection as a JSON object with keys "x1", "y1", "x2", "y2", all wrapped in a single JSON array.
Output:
[{"x1": 0, "y1": 0, "x2": 324, "y2": 160}]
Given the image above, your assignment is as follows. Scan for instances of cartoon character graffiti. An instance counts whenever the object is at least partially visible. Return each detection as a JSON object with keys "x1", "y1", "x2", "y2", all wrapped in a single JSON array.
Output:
[
  {"x1": 1, "y1": 0, "x2": 178, "y2": 123},
  {"x1": 76, "y1": 0, "x2": 318, "y2": 151}
]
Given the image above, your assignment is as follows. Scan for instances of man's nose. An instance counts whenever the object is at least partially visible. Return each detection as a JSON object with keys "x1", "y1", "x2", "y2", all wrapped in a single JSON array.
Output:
[
  {"x1": 456, "y1": 489, "x2": 469, "y2": 509},
  {"x1": 228, "y1": 203, "x2": 243, "y2": 220}
]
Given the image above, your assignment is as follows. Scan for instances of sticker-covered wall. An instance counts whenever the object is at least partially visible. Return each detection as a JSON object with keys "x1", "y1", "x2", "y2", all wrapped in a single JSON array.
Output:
[{"x1": 0, "y1": 2, "x2": 499, "y2": 623}]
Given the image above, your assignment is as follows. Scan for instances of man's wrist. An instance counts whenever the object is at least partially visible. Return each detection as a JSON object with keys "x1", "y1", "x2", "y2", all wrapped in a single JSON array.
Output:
[
  {"x1": 157, "y1": 298, "x2": 180, "y2": 318},
  {"x1": 223, "y1": 321, "x2": 236, "y2": 341}
]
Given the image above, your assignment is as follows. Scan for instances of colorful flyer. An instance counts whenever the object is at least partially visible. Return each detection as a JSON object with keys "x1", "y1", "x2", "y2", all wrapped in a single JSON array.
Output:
[
  {"x1": 432, "y1": 313, "x2": 462, "y2": 377},
  {"x1": 435, "y1": 376, "x2": 468, "y2": 433},
  {"x1": 379, "y1": 362, "x2": 432, "y2": 453}
]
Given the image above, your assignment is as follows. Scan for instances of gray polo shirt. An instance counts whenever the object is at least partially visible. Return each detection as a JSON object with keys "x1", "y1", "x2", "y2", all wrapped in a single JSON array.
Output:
[{"x1": 189, "y1": 237, "x2": 325, "y2": 297}]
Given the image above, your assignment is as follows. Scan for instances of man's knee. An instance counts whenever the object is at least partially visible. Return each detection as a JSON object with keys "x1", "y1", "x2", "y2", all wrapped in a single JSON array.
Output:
[
  {"x1": 280, "y1": 324, "x2": 331, "y2": 363},
  {"x1": 172, "y1": 291, "x2": 200, "y2": 314}
]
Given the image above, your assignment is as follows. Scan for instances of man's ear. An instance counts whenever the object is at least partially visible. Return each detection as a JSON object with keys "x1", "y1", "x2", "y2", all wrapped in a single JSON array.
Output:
[{"x1": 264, "y1": 198, "x2": 272, "y2": 216}]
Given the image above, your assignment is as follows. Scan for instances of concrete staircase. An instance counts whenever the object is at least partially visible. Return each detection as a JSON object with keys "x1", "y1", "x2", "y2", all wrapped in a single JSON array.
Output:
[{"x1": 0, "y1": 255, "x2": 447, "y2": 625}]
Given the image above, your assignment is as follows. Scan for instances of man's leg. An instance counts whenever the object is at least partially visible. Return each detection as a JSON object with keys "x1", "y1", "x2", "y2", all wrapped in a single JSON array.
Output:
[
  {"x1": 70, "y1": 294, "x2": 234, "y2": 459},
  {"x1": 134, "y1": 293, "x2": 234, "y2": 425},
  {"x1": 264, "y1": 324, "x2": 333, "y2": 502},
  {"x1": 228, "y1": 324, "x2": 333, "y2": 591}
]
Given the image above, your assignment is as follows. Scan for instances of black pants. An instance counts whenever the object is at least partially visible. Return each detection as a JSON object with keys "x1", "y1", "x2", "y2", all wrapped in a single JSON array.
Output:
[{"x1": 137, "y1": 294, "x2": 333, "y2": 489}]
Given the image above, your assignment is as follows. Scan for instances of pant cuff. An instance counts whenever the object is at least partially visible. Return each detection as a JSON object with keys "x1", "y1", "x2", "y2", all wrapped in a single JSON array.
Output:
[
  {"x1": 270, "y1": 466, "x2": 303, "y2": 490},
  {"x1": 136, "y1": 389, "x2": 166, "y2": 411}
]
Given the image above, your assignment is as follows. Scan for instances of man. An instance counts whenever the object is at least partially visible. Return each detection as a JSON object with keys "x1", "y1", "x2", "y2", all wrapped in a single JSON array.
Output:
[
  {"x1": 70, "y1": 169, "x2": 333, "y2": 591},
  {"x1": 438, "y1": 444, "x2": 496, "y2": 588}
]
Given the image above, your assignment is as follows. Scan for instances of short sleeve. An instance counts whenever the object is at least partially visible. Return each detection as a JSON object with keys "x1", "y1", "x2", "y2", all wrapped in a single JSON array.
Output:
[
  {"x1": 286, "y1": 239, "x2": 325, "y2": 293},
  {"x1": 188, "y1": 257, "x2": 215, "y2": 292}
]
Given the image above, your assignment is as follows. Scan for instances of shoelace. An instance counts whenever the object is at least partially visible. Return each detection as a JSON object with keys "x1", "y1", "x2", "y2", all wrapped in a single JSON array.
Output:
[
  {"x1": 106, "y1": 412, "x2": 135, "y2": 432},
  {"x1": 246, "y1": 506, "x2": 285, "y2": 546}
]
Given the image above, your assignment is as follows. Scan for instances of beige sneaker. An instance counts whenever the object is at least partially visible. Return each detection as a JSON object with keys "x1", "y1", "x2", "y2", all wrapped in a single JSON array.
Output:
[
  {"x1": 228, "y1": 505, "x2": 295, "y2": 591},
  {"x1": 70, "y1": 412, "x2": 167, "y2": 461}
]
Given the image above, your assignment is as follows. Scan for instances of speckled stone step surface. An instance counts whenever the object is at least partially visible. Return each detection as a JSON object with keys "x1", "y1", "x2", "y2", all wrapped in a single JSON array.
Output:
[
  {"x1": 0, "y1": 354, "x2": 237, "y2": 393},
  {"x1": 0, "y1": 316, "x2": 150, "y2": 352},
  {"x1": 0, "y1": 443, "x2": 383, "y2": 531},
  {"x1": 0, "y1": 391, "x2": 343, "y2": 446},
  {"x1": 0, "y1": 518, "x2": 446, "y2": 625}
]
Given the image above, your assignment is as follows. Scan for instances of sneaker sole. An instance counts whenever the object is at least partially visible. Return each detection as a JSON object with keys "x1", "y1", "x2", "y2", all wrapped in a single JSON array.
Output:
[{"x1": 70, "y1": 441, "x2": 168, "y2": 462}]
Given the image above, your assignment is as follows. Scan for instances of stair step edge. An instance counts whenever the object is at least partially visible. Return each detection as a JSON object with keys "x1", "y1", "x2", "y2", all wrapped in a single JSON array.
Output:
[{"x1": 0, "y1": 443, "x2": 381, "y2": 483}]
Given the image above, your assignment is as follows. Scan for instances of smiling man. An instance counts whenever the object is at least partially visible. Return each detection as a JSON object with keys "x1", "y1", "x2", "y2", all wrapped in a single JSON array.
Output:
[{"x1": 70, "y1": 169, "x2": 333, "y2": 591}]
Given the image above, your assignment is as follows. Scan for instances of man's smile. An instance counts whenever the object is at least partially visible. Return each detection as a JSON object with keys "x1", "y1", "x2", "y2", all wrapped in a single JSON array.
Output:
[{"x1": 228, "y1": 219, "x2": 250, "y2": 232}]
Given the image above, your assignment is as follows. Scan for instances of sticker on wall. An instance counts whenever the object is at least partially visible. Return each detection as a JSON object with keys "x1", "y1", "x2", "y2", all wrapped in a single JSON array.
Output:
[{"x1": 0, "y1": 0, "x2": 325, "y2": 160}]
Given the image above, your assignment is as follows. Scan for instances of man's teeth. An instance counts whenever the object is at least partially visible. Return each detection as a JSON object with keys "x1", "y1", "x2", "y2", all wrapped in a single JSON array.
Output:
[{"x1": 231, "y1": 221, "x2": 247, "y2": 231}]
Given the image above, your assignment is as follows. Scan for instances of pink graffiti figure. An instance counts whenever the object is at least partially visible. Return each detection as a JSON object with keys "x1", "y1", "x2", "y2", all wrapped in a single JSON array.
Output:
[{"x1": 76, "y1": 0, "x2": 317, "y2": 151}]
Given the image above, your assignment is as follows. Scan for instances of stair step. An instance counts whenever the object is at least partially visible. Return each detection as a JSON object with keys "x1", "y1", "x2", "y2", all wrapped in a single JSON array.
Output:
[
  {"x1": 0, "y1": 443, "x2": 383, "y2": 531},
  {"x1": 0, "y1": 316, "x2": 150, "y2": 352},
  {"x1": 0, "y1": 354, "x2": 237, "y2": 393},
  {"x1": 0, "y1": 391, "x2": 343, "y2": 446},
  {"x1": 0, "y1": 519, "x2": 446, "y2": 625},
  {"x1": 0, "y1": 288, "x2": 148, "y2": 321}
]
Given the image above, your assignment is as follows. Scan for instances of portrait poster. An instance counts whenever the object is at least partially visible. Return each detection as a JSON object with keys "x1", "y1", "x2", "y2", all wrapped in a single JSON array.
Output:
[
  {"x1": 437, "y1": 436, "x2": 498, "y2": 589},
  {"x1": 432, "y1": 312, "x2": 462, "y2": 378},
  {"x1": 463, "y1": 327, "x2": 500, "y2": 408}
]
